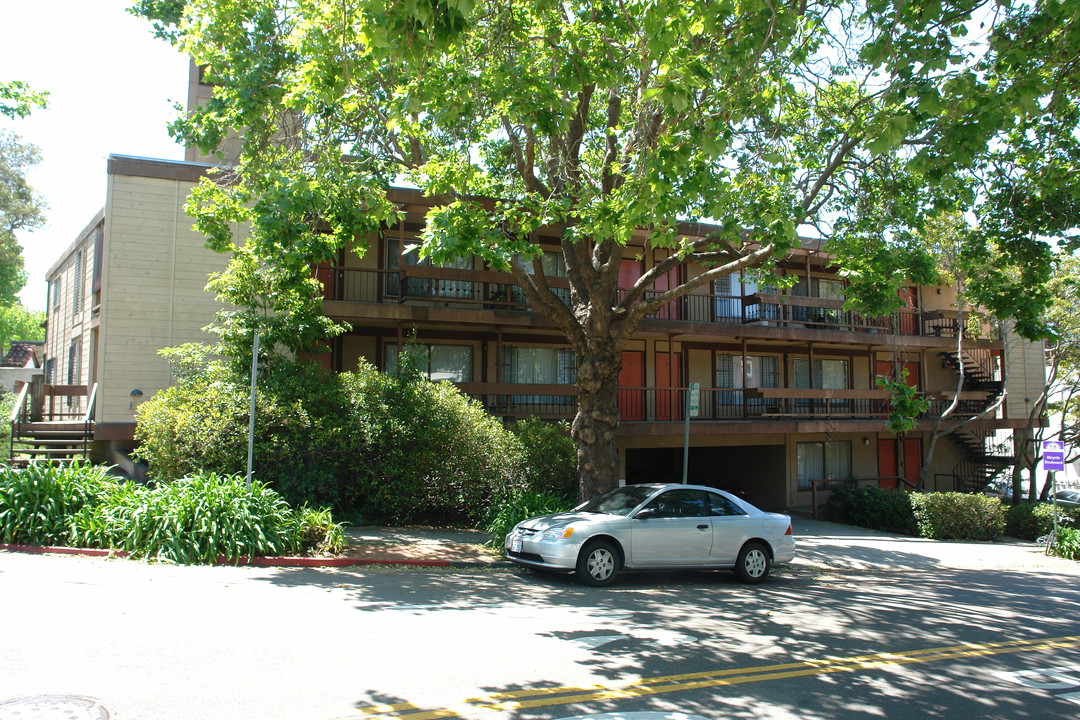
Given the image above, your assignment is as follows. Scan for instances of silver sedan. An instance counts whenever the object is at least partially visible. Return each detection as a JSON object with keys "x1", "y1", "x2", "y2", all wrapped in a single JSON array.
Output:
[{"x1": 505, "y1": 483, "x2": 796, "y2": 586}]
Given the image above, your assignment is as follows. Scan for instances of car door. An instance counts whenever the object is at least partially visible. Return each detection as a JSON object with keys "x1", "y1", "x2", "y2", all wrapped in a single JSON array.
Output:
[
  {"x1": 629, "y1": 489, "x2": 713, "y2": 567},
  {"x1": 706, "y1": 491, "x2": 753, "y2": 564}
]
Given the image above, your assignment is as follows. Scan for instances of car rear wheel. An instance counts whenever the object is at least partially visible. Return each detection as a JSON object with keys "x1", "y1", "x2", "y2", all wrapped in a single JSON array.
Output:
[
  {"x1": 735, "y1": 541, "x2": 770, "y2": 584},
  {"x1": 576, "y1": 539, "x2": 619, "y2": 587}
]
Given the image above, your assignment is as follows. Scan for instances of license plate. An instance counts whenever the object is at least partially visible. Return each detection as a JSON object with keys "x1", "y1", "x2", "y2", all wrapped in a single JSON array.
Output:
[{"x1": 511, "y1": 535, "x2": 523, "y2": 553}]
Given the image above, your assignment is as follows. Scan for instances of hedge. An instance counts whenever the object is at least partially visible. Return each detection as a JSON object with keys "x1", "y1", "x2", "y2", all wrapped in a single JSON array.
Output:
[{"x1": 826, "y1": 487, "x2": 1005, "y2": 541}]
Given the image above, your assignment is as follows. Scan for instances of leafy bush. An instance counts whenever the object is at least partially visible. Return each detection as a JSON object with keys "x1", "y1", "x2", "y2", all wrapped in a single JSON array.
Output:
[
  {"x1": 508, "y1": 418, "x2": 578, "y2": 498},
  {"x1": 135, "y1": 348, "x2": 576, "y2": 527},
  {"x1": 910, "y1": 492, "x2": 1005, "y2": 541},
  {"x1": 72, "y1": 472, "x2": 344, "y2": 563},
  {"x1": 483, "y1": 488, "x2": 575, "y2": 549},
  {"x1": 823, "y1": 486, "x2": 917, "y2": 535},
  {"x1": 0, "y1": 392, "x2": 13, "y2": 449},
  {"x1": 0, "y1": 461, "x2": 116, "y2": 545},
  {"x1": 1005, "y1": 501, "x2": 1080, "y2": 541},
  {"x1": 0, "y1": 462, "x2": 345, "y2": 562},
  {"x1": 1052, "y1": 523, "x2": 1080, "y2": 561}
]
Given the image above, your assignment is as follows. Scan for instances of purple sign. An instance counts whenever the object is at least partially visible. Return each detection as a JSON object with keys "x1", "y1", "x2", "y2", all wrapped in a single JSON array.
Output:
[{"x1": 1043, "y1": 440, "x2": 1066, "y2": 472}]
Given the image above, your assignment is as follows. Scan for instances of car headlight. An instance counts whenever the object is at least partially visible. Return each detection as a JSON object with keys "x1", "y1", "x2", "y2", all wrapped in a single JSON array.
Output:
[{"x1": 541, "y1": 527, "x2": 575, "y2": 540}]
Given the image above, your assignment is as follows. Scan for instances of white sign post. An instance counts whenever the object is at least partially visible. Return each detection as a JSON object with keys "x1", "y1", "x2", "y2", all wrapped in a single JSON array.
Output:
[
  {"x1": 682, "y1": 382, "x2": 700, "y2": 484},
  {"x1": 1042, "y1": 440, "x2": 1067, "y2": 556}
]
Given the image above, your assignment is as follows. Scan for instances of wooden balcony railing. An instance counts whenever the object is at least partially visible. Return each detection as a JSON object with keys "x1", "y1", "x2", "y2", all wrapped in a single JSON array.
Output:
[
  {"x1": 440, "y1": 381, "x2": 1000, "y2": 424},
  {"x1": 320, "y1": 266, "x2": 993, "y2": 339}
]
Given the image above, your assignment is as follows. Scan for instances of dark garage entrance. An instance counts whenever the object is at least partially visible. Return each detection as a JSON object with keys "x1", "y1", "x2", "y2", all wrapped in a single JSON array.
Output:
[{"x1": 625, "y1": 445, "x2": 786, "y2": 511}]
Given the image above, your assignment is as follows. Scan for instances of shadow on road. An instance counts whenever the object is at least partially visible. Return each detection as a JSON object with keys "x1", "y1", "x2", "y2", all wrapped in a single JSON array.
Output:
[{"x1": 248, "y1": 562, "x2": 1080, "y2": 719}]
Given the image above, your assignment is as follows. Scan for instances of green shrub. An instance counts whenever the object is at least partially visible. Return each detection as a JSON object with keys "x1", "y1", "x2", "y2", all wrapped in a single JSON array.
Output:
[
  {"x1": 483, "y1": 488, "x2": 576, "y2": 549},
  {"x1": 0, "y1": 393, "x2": 14, "y2": 449},
  {"x1": 72, "y1": 471, "x2": 346, "y2": 563},
  {"x1": 508, "y1": 419, "x2": 578, "y2": 498},
  {"x1": 1006, "y1": 501, "x2": 1080, "y2": 541},
  {"x1": 0, "y1": 461, "x2": 346, "y2": 562},
  {"x1": 1052, "y1": 523, "x2": 1080, "y2": 561},
  {"x1": 824, "y1": 486, "x2": 917, "y2": 535},
  {"x1": 910, "y1": 492, "x2": 1005, "y2": 541},
  {"x1": 135, "y1": 349, "x2": 576, "y2": 527},
  {"x1": 0, "y1": 461, "x2": 116, "y2": 545}
]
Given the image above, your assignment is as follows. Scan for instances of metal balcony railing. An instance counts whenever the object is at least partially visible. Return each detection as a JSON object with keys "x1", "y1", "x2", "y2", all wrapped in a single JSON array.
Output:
[{"x1": 321, "y1": 266, "x2": 989, "y2": 339}]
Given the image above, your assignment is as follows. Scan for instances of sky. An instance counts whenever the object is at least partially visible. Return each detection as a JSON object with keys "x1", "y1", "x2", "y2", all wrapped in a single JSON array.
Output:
[{"x1": 1, "y1": 0, "x2": 190, "y2": 311}]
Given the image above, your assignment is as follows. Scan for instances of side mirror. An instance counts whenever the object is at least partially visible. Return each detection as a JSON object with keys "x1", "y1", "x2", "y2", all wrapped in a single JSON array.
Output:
[{"x1": 634, "y1": 508, "x2": 659, "y2": 520}]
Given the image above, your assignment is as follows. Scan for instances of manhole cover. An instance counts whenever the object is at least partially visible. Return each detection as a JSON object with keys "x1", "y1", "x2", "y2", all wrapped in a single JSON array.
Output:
[{"x1": 0, "y1": 696, "x2": 110, "y2": 720}]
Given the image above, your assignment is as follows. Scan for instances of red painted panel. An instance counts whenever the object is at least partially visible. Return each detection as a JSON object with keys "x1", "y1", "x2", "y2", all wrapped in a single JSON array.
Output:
[
  {"x1": 903, "y1": 438, "x2": 922, "y2": 491},
  {"x1": 655, "y1": 353, "x2": 682, "y2": 421},
  {"x1": 897, "y1": 287, "x2": 919, "y2": 335},
  {"x1": 878, "y1": 439, "x2": 898, "y2": 489}
]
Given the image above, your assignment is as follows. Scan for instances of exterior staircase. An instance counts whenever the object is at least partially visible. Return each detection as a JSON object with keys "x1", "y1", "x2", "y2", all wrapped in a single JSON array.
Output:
[
  {"x1": 948, "y1": 429, "x2": 1014, "y2": 493},
  {"x1": 938, "y1": 350, "x2": 1004, "y2": 393},
  {"x1": 937, "y1": 350, "x2": 1013, "y2": 492},
  {"x1": 6, "y1": 380, "x2": 96, "y2": 467}
]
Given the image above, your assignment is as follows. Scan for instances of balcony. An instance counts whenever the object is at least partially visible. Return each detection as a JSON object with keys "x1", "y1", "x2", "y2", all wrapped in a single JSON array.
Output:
[
  {"x1": 448, "y1": 384, "x2": 1001, "y2": 424},
  {"x1": 321, "y1": 266, "x2": 985, "y2": 339}
]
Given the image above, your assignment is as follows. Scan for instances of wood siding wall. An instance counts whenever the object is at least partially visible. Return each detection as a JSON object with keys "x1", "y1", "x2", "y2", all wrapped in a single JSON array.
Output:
[{"x1": 96, "y1": 173, "x2": 233, "y2": 425}]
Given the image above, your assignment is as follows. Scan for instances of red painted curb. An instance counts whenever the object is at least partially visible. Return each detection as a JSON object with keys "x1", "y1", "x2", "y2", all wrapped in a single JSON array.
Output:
[{"x1": 224, "y1": 556, "x2": 453, "y2": 567}]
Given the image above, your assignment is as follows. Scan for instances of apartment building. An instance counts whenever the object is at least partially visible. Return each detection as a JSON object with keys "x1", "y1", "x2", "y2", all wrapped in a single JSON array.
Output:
[
  {"x1": 30, "y1": 158, "x2": 1044, "y2": 508},
  {"x1": 315, "y1": 186, "x2": 1043, "y2": 511}
]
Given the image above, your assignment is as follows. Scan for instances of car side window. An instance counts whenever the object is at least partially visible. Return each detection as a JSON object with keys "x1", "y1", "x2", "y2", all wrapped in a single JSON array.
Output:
[
  {"x1": 708, "y1": 491, "x2": 748, "y2": 517},
  {"x1": 642, "y1": 489, "x2": 709, "y2": 518}
]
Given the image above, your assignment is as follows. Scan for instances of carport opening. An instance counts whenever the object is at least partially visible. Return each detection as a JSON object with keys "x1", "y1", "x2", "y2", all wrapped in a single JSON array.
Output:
[{"x1": 625, "y1": 445, "x2": 786, "y2": 511}]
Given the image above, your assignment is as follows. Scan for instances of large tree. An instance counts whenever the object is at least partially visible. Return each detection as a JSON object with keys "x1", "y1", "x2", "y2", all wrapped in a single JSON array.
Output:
[
  {"x1": 138, "y1": 0, "x2": 1079, "y2": 498},
  {"x1": 0, "y1": 75, "x2": 48, "y2": 354},
  {"x1": 0, "y1": 131, "x2": 46, "y2": 306}
]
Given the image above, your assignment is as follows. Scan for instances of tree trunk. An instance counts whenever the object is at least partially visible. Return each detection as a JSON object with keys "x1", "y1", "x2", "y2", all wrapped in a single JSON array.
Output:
[{"x1": 572, "y1": 340, "x2": 624, "y2": 501}]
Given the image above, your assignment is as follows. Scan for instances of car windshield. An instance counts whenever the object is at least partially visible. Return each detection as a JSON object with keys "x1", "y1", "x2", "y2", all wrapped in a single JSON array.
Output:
[{"x1": 575, "y1": 485, "x2": 658, "y2": 516}]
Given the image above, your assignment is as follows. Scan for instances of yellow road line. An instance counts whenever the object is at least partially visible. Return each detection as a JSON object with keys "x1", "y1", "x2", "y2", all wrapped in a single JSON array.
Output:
[{"x1": 348, "y1": 635, "x2": 1080, "y2": 720}]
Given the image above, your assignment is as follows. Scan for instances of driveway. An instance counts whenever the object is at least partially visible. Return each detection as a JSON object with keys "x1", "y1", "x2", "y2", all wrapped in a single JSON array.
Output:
[{"x1": 790, "y1": 516, "x2": 1079, "y2": 573}]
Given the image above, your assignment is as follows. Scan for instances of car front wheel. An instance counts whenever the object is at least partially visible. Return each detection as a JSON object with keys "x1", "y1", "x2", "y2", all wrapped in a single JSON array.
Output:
[
  {"x1": 576, "y1": 539, "x2": 620, "y2": 587},
  {"x1": 735, "y1": 541, "x2": 770, "y2": 584}
]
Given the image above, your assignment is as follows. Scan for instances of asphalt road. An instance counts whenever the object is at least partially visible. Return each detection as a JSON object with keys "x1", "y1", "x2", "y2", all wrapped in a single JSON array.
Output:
[{"x1": 2, "y1": 543, "x2": 1080, "y2": 720}]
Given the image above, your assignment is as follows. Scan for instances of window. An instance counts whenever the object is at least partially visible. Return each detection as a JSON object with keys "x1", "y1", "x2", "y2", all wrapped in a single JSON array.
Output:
[
  {"x1": 793, "y1": 358, "x2": 849, "y2": 389},
  {"x1": 716, "y1": 354, "x2": 780, "y2": 411},
  {"x1": 642, "y1": 489, "x2": 709, "y2": 518},
  {"x1": 72, "y1": 250, "x2": 83, "y2": 314},
  {"x1": 502, "y1": 346, "x2": 576, "y2": 405},
  {"x1": 707, "y1": 492, "x2": 748, "y2": 517},
  {"x1": 51, "y1": 277, "x2": 61, "y2": 309},
  {"x1": 797, "y1": 441, "x2": 851, "y2": 490},
  {"x1": 793, "y1": 357, "x2": 849, "y2": 413},
  {"x1": 511, "y1": 251, "x2": 570, "y2": 306},
  {"x1": 67, "y1": 337, "x2": 82, "y2": 408},
  {"x1": 385, "y1": 237, "x2": 474, "y2": 300},
  {"x1": 385, "y1": 343, "x2": 473, "y2": 382}
]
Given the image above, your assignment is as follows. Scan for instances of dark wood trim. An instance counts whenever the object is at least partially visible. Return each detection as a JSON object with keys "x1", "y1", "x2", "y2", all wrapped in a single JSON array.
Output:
[
  {"x1": 107, "y1": 155, "x2": 217, "y2": 183},
  {"x1": 93, "y1": 423, "x2": 136, "y2": 441}
]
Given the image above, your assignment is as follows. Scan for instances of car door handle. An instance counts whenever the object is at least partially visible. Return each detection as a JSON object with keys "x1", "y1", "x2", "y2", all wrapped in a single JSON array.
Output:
[{"x1": 697, "y1": 524, "x2": 709, "y2": 530}]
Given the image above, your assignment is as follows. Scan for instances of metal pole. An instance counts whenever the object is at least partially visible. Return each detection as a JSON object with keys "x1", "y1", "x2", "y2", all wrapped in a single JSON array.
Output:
[
  {"x1": 682, "y1": 387, "x2": 690, "y2": 484},
  {"x1": 246, "y1": 332, "x2": 260, "y2": 489},
  {"x1": 1048, "y1": 469, "x2": 1058, "y2": 557}
]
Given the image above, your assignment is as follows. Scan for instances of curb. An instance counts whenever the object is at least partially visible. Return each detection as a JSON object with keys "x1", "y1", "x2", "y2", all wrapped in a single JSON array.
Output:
[{"x1": 0, "y1": 543, "x2": 511, "y2": 569}]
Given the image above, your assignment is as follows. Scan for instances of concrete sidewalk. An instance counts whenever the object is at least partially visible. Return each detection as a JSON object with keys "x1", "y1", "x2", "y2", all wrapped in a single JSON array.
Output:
[
  {"x1": 3, "y1": 518, "x2": 1077, "y2": 573},
  {"x1": 335, "y1": 518, "x2": 1080, "y2": 574}
]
